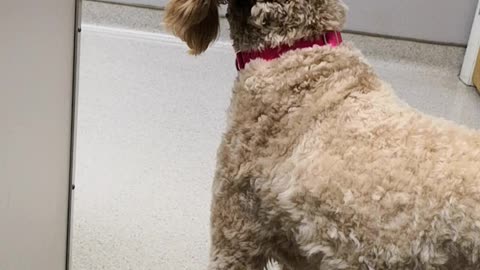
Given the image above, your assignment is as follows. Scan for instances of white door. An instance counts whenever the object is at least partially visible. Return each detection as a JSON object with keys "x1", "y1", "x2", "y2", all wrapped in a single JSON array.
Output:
[{"x1": 0, "y1": 0, "x2": 79, "y2": 270}]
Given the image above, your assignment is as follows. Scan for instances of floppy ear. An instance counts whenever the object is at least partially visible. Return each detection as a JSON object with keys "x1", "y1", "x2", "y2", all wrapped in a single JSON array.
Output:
[{"x1": 164, "y1": 0, "x2": 220, "y2": 55}]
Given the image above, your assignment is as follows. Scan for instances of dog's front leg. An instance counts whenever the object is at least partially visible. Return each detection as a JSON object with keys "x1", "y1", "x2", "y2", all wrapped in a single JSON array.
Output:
[
  {"x1": 208, "y1": 190, "x2": 268, "y2": 270},
  {"x1": 208, "y1": 244, "x2": 267, "y2": 270}
]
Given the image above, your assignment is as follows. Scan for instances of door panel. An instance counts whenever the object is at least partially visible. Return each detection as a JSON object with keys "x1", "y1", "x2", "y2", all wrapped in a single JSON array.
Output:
[
  {"x1": 0, "y1": 0, "x2": 77, "y2": 269},
  {"x1": 344, "y1": 0, "x2": 477, "y2": 45}
]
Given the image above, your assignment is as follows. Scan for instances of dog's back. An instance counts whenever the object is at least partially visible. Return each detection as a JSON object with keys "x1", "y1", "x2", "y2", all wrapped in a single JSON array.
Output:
[{"x1": 213, "y1": 40, "x2": 480, "y2": 269}]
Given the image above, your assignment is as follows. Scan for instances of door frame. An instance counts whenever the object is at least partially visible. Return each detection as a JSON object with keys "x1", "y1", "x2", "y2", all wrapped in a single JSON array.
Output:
[
  {"x1": 460, "y1": 0, "x2": 480, "y2": 85},
  {"x1": 66, "y1": 0, "x2": 82, "y2": 269}
]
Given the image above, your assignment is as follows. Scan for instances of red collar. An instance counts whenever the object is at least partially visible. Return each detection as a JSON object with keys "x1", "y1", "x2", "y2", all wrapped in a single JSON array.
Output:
[{"x1": 235, "y1": 31, "x2": 343, "y2": 71}]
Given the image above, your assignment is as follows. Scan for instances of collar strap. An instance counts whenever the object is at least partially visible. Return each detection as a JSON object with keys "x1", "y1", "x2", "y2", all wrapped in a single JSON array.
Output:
[{"x1": 235, "y1": 31, "x2": 343, "y2": 71}]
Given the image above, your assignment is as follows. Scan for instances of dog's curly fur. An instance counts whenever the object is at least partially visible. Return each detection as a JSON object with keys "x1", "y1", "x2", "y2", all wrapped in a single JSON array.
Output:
[{"x1": 165, "y1": 0, "x2": 480, "y2": 269}]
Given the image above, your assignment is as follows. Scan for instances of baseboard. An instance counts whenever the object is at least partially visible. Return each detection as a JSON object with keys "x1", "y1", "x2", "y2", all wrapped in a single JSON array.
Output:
[{"x1": 88, "y1": 0, "x2": 164, "y2": 9}]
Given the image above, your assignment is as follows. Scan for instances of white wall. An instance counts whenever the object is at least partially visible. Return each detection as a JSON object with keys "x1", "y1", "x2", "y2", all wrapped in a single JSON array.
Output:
[
  {"x1": 344, "y1": 0, "x2": 477, "y2": 45},
  {"x1": 0, "y1": 1, "x2": 77, "y2": 269}
]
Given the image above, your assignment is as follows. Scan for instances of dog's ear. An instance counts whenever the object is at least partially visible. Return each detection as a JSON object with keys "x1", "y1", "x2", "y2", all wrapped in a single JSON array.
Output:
[{"x1": 164, "y1": 0, "x2": 220, "y2": 55}]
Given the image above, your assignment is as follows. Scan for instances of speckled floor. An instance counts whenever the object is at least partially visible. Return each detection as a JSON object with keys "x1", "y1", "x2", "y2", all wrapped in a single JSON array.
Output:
[{"x1": 72, "y1": 2, "x2": 480, "y2": 270}]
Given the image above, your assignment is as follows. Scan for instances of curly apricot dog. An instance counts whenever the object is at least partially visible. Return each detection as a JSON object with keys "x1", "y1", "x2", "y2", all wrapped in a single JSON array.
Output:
[{"x1": 165, "y1": 0, "x2": 480, "y2": 269}]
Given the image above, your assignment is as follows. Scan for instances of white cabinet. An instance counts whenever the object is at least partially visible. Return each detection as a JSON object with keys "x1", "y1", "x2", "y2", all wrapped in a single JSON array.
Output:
[
  {"x1": 344, "y1": 0, "x2": 477, "y2": 45},
  {"x1": 108, "y1": 0, "x2": 477, "y2": 45}
]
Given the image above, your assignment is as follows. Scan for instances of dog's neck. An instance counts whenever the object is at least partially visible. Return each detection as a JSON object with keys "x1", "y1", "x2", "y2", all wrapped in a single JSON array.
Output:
[{"x1": 227, "y1": 0, "x2": 347, "y2": 52}]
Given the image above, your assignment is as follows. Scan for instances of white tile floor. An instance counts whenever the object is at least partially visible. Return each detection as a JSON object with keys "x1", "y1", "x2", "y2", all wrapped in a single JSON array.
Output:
[{"x1": 72, "y1": 25, "x2": 480, "y2": 270}]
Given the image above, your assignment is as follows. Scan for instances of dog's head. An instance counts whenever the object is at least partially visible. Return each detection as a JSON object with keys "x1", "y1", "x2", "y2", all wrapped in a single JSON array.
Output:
[{"x1": 164, "y1": 0, "x2": 347, "y2": 54}]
